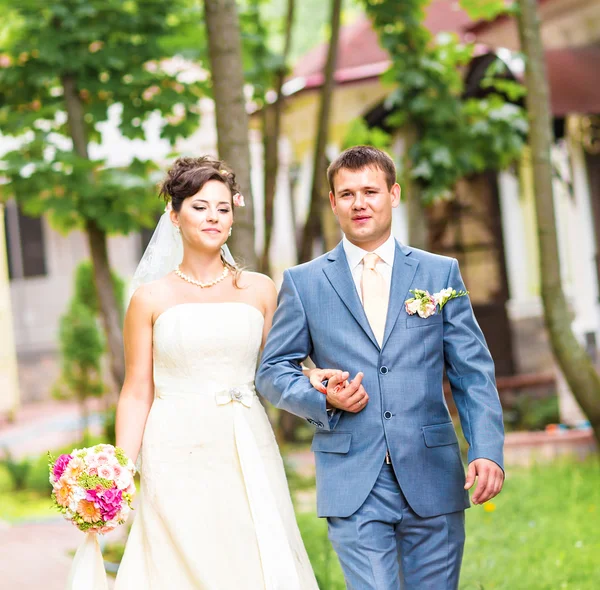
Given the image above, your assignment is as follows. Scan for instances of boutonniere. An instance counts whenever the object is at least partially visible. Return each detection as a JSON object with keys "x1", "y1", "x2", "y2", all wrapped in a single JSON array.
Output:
[{"x1": 405, "y1": 288, "x2": 469, "y2": 319}]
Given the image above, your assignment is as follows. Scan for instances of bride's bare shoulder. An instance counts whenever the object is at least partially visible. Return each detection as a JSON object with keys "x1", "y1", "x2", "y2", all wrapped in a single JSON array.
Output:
[
  {"x1": 239, "y1": 271, "x2": 277, "y2": 294},
  {"x1": 128, "y1": 274, "x2": 178, "y2": 315}
]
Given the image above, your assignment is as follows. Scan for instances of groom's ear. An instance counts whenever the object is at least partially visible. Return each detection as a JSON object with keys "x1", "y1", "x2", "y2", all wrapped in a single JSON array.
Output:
[{"x1": 391, "y1": 183, "x2": 401, "y2": 208}]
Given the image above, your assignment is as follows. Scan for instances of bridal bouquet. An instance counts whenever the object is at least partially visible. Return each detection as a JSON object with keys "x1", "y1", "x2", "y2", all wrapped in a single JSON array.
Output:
[{"x1": 49, "y1": 444, "x2": 136, "y2": 534}]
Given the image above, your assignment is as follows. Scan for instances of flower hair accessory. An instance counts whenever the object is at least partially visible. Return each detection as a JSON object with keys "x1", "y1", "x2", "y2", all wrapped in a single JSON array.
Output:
[
  {"x1": 405, "y1": 288, "x2": 469, "y2": 319},
  {"x1": 165, "y1": 201, "x2": 173, "y2": 213},
  {"x1": 233, "y1": 193, "x2": 245, "y2": 207}
]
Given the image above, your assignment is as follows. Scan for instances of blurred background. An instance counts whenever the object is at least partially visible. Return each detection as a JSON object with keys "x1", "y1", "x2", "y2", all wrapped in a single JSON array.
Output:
[{"x1": 0, "y1": 0, "x2": 599, "y2": 588}]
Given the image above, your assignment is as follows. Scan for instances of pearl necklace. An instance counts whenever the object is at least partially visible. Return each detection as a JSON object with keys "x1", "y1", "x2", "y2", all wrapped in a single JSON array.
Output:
[{"x1": 175, "y1": 265, "x2": 230, "y2": 288}]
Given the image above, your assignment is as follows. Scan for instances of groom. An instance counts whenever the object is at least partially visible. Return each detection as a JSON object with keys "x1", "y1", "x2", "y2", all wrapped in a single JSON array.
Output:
[{"x1": 256, "y1": 145, "x2": 504, "y2": 589}]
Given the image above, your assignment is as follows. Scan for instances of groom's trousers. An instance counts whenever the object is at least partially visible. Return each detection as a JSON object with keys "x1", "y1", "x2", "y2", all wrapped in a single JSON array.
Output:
[{"x1": 327, "y1": 463, "x2": 465, "y2": 590}]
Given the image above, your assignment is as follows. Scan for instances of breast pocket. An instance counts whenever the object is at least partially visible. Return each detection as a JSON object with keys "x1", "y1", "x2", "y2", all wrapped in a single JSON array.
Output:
[{"x1": 406, "y1": 313, "x2": 443, "y2": 329}]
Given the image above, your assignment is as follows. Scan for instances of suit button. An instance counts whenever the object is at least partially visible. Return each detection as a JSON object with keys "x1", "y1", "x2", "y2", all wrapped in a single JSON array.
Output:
[
  {"x1": 379, "y1": 366, "x2": 389, "y2": 374},
  {"x1": 384, "y1": 411, "x2": 392, "y2": 420}
]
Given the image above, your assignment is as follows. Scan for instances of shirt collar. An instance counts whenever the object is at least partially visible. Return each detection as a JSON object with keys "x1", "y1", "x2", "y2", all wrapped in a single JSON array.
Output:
[{"x1": 342, "y1": 233, "x2": 396, "y2": 271}]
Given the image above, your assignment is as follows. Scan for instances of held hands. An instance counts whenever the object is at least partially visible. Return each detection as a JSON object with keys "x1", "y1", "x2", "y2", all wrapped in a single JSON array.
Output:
[
  {"x1": 307, "y1": 368, "x2": 369, "y2": 413},
  {"x1": 464, "y1": 458, "x2": 505, "y2": 505},
  {"x1": 326, "y1": 371, "x2": 369, "y2": 413}
]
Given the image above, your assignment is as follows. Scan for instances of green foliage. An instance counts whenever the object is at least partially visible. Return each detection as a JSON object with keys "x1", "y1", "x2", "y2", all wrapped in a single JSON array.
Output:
[
  {"x1": 0, "y1": 448, "x2": 33, "y2": 491},
  {"x1": 78, "y1": 472, "x2": 113, "y2": 490},
  {"x1": 57, "y1": 300, "x2": 105, "y2": 398},
  {"x1": 103, "y1": 406, "x2": 117, "y2": 446},
  {"x1": 459, "y1": 0, "x2": 518, "y2": 20},
  {"x1": 260, "y1": 0, "x2": 363, "y2": 62},
  {"x1": 74, "y1": 260, "x2": 125, "y2": 319},
  {"x1": 505, "y1": 394, "x2": 560, "y2": 431},
  {"x1": 362, "y1": 0, "x2": 527, "y2": 202},
  {"x1": 53, "y1": 260, "x2": 124, "y2": 442},
  {"x1": 239, "y1": 0, "x2": 284, "y2": 106},
  {"x1": 342, "y1": 118, "x2": 393, "y2": 152},
  {"x1": 0, "y1": 0, "x2": 206, "y2": 233}
]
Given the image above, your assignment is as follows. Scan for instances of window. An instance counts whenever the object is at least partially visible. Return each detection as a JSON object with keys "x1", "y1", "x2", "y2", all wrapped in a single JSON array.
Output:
[{"x1": 3, "y1": 202, "x2": 47, "y2": 279}]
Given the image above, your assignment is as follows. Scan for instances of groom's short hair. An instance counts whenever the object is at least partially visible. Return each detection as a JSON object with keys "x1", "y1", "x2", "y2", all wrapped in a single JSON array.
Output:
[{"x1": 327, "y1": 145, "x2": 397, "y2": 193}]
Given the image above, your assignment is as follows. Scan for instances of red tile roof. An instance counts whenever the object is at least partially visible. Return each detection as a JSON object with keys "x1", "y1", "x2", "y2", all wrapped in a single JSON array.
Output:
[
  {"x1": 543, "y1": 46, "x2": 600, "y2": 116},
  {"x1": 288, "y1": 2, "x2": 600, "y2": 115},
  {"x1": 292, "y1": 1, "x2": 474, "y2": 82}
]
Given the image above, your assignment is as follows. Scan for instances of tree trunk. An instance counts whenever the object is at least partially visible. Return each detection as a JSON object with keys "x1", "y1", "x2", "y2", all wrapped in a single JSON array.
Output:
[
  {"x1": 62, "y1": 74, "x2": 126, "y2": 388},
  {"x1": 517, "y1": 0, "x2": 600, "y2": 444},
  {"x1": 204, "y1": 0, "x2": 257, "y2": 269},
  {"x1": 86, "y1": 219, "x2": 126, "y2": 386},
  {"x1": 402, "y1": 126, "x2": 428, "y2": 249},
  {"x1": 78, "y1": 389, "x2": 90, "y2": 447},
  {"x1": 299, "y1": 0, "x2": 343, "y2": 263},
  {"x1": 260, "y1": 0, "x2": 296, "y2": 276}
]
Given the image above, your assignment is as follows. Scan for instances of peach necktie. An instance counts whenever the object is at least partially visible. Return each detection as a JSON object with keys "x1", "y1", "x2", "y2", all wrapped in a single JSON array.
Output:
[{"x1": 361, "y1": 253, "x2": 389, "y2": 346}]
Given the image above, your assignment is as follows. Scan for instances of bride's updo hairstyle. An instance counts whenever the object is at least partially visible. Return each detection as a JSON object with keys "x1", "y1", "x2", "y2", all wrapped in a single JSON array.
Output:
[
  {"x1": 160, "y1": 156, "x2": 240, "y2": 212},
  {"x1": 159, "y1": 156, "x2": 243, "y2": 287}
]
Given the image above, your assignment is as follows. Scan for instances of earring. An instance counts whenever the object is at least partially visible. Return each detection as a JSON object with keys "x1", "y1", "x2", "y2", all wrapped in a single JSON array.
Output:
[
  {"x1": 228, "y1": 227, "x2": 232, "y2": 237},
  {"x1": 176, "y1": 227, "x2": 181, "y2": 234}
]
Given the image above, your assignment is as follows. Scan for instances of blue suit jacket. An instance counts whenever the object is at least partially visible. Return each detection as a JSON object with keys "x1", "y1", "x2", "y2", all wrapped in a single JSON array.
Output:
[{"x1": 256, "y1": 240, "x2": 504, "y2": 519}]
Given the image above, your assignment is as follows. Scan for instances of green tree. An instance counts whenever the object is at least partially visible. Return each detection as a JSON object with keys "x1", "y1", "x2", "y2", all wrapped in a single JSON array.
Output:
[
  {"x1": 53, "y1": 261, "x2": 125, "y2": 444},
  {"x1": 514, "y1": 0, "x2": 600, "y2": 444},
  {"x1": 0, "y1": 0, "x2": 207, "y2": 387},
  {"x1": 299, "y1": 0, "x2": 344, "y2": 262},
  {"x1": 204, "y1": 0, "x2": 257, "y2": 268},
  {"x1": 361, "y1": 0, "x2": 527, "y2": 248},
  {"x1": 256, "y1": 0, "x2": 296, "y2": 276}
]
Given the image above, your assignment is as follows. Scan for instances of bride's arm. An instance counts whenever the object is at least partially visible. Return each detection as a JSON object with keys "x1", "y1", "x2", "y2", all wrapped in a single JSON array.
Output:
[{"x1": 115, "y1": 287, "x2": 155, "y2": 464}]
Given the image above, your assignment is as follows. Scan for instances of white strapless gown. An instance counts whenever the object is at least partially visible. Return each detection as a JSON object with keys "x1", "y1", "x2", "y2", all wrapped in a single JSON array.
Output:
[{"x1": 114, "y1": 302, "x2": 319, "y2": 590}]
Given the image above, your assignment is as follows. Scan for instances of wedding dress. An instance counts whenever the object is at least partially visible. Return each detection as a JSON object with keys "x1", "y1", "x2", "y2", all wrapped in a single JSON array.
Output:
[{"x1": 114, "y1": 301, "x2": 319, "y2": 590}]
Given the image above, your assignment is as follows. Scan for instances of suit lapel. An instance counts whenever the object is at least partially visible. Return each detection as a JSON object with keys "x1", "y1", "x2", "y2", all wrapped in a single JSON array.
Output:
[
  {"x1": 323, "y1": 242, "x2": 380, "y2": 350},
  {"x1": 381, "y1": 241, "x2": 419, "y2": 349}
]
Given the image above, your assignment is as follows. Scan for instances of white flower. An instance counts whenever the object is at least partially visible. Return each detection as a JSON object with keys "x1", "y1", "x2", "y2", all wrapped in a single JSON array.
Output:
[
  {"x1": 433, "y1": 288, "x2": 453, "y2": 306},
  {"x1": 406, "y1": 299, "x2": 421, "y2": 315}
]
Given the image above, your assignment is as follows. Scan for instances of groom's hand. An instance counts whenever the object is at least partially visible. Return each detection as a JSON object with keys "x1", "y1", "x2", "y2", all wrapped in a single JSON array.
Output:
[
  {"x1": 465, "y1": 458, "x2": 505, "y2": 505},
  {"x1": 325, "y1": 371, "x2": 369, "y2": 413}
]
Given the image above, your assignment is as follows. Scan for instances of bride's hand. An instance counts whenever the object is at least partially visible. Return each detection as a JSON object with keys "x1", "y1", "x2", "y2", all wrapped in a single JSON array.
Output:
[{"x1": 306, "y1": 368, "x2": 346, "y2": 394}]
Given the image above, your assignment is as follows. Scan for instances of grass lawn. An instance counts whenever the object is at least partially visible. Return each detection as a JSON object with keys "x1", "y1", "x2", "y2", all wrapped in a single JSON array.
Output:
[
  {"x1": 0, "y1": 437, "x2": 105, "y2": 524},
  {"x1": 0, "y1": 467, "x2": 54, "y2": 522},
  {"x1": 295, "y1": 458, "x2": 600, "y2": 590}
]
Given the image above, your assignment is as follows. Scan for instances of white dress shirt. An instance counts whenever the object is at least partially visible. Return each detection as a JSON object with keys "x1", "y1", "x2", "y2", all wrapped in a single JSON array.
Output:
[{"x1": 342, "y1": 234, "x2": 395, "y2": 304}]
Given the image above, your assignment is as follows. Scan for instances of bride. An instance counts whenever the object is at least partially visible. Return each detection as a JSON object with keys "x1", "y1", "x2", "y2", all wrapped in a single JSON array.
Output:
[{"x1": 113, "y1": 156, "x2": 330, "y2": 589}]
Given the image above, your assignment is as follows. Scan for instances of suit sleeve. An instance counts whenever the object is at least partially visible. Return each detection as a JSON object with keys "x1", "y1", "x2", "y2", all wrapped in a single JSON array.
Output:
[
  {"x1": 443, "y1": 258, "x2": 505, "y2": 470},
  {"x1": 255, "y1": 269, "x2": 332, "y2": 431}
]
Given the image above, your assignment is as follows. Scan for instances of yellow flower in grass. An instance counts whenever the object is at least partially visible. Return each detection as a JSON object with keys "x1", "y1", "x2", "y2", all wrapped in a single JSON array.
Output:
[
  {"x1": 54, "y1": 482, "x2": 72, "y2": 508},
  {"x1": 78, "y1": 499, "x2": 101, "y2": 524},
  {"x1": 483, "y1": 501, "x2": 496, "y2": 513}
]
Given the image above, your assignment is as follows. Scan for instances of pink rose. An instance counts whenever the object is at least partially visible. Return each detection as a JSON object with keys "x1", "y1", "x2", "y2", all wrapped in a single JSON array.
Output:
[
  {"x1": 96, "y1": 453, "x2": 110, "y2": 465},
  {"x1": 53, "y1": 454, "x2": 73, "y2": 482},
  {"x1": 98, "y1": 465, "x2": 114, "y2": 480}
]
